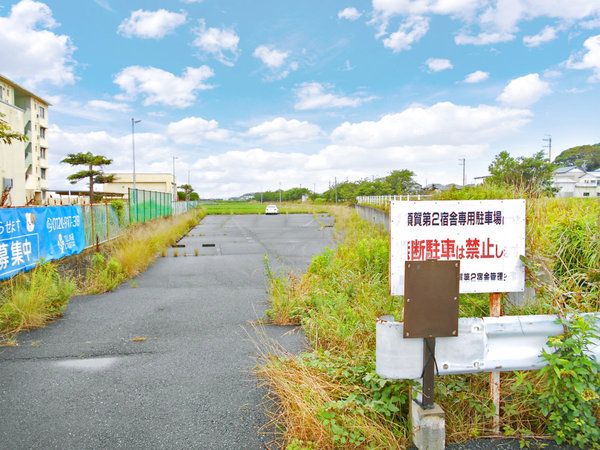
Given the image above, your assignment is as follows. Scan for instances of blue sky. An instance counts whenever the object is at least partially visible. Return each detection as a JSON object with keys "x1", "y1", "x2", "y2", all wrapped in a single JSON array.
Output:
[{"x1": 1, "y1": 0, "x2": 599, "y2": 197}]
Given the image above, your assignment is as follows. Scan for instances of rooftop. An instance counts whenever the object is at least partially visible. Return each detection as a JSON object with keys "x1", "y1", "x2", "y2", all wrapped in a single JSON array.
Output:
[{"x1": 0, "y1": 74, "x2": 51, "y2": 106}]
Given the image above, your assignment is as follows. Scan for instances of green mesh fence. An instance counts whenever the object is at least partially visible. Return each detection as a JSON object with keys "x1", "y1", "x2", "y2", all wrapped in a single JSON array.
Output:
[
  {"x1": 81, "y1": 189, "x2": 199, "y2": 248},
  {"x1": 128, "y1": 188, "x2": 173, "y2": 224}
]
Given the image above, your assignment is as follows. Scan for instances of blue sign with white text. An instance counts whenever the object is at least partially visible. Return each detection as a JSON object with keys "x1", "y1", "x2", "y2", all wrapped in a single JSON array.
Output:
[{"x1": 0, "y1": 206, "x2": 85, "y2": 281}]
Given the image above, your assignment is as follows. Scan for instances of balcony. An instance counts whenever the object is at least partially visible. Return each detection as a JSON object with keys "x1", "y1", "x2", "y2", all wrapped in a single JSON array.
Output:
[{"x1": 24, "y1": 143, "x2": 32, "y2": 165}]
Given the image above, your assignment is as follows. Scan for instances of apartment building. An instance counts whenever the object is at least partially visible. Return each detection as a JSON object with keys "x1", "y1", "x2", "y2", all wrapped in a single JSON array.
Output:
[{"x1": 0, "y1": 74, "x2": 50, "y2": 206}]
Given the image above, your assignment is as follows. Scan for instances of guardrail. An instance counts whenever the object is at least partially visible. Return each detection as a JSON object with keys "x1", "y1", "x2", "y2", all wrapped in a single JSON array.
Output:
[{"x1": 356, "y1": 195, "x2": 432, "y2": 207}]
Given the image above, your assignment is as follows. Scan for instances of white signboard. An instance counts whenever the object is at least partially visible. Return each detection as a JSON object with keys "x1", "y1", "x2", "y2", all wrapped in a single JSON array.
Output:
[{"x1": 390, "y1": 199, "x2": 526, "y2": 295}]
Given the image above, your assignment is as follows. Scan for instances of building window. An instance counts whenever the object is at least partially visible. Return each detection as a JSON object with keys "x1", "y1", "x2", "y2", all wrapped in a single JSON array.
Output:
[
  {"x1": 41, "y1": 168, "x2": 47, "y2": 180},
  {"x1": 583, "y1": 192, "x2": 590, "y2": 197},
  {"x1": 40, "y1": 147, "x2": 47, "y2": 159},
  {"x1": 39, "y1": 106, "x2": 45, "y2": 119},
  {"x1": 40, "y1": 127, "x2": 46, "y2": 139}
]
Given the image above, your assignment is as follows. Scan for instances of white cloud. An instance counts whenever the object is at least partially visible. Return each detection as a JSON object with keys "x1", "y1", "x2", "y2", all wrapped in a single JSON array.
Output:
[
  {"x1": 192, "y1": 19, "x2": 240, "y2": 66},
  {"x1": 372, "y1": 1, "x2": 600, "y2": 48},
  {"x1": 464, "y1": 70, "x2": 490, "y2": 83},
  {"x1": 426, "y1": 58, "x2": 453, "y2": 72},
  {"x1": 581, "y1": 17, "x2": 600, "y2": 29},
  {"x1": 294, "y1": 82, "x2": 374, "y2": 110},
  {"x1": 253, "y1": 45, "x2": 288, "y2": 68},
  {"x1": 181, "y1": 0, "x2": 203, "y2": 3},
  {"x1": 117, "y1": 9, "x2": 187, "y2": 39},
  {"x1": 253, "y1": 45, "x2": 298, "y2": 80},
  {"x1": 331, "y1": 102, "x2": 532, "y2": 147},
  {"x1": 0, "y1": 0, "x2": 76, "y2": 87},
  {"x1": 383, "y1": 16, "x2": 429, "y2": 52},
  {"x1": 49, "y1": 99, "x2": 533, "y2": 197},
  {"x1": 338, "y1": 7, "x2": 362, "y2": 21},
  {"x1": 523, "y1": 26, "x2": 558, "y2": 47},
  {"x1": 455, "y1": 31, "x2": 514, "y2": 45},
  {"x1": 497, "y1": 73, "x2": 551, "y2": 107},
  {"x1": 166, "y1": 117, "x2": 230, "y2": 144},
  {"x1": 247, "y1": 117, "x2": 322, "y2": 143},
  {"x1": 566, "y1": 34, "x2": 600, "y2": 81},
  {"x1": 86, "y1": 100, "x2": 131, "y2": 112},
  {"x1": 114, "y1": 65, "x2": 214, "y2": 108},
  {"x1": 48, "y1": 125, "x2": 174, "y2": 191}
]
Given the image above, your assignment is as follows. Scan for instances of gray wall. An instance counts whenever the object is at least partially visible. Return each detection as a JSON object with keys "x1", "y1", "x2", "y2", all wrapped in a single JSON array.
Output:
[{"x1": 354, "y1": 204, "x2": 390, "y2": 231}]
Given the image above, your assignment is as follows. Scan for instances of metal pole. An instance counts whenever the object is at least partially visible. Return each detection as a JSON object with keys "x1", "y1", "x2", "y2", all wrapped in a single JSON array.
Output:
[
  {"x1": 489, "y1": 292, "x2": 502, "y2": 433},
  {"x1": 131, "y1": 118, "x2": 141, "y2": 191},
  {"x1": 172, "y1": 156, "x2": 178, "y2": 200},
  {"x1": 334, "y1": 177, "x2": 338, "y2": 203},
  {"x1": 422, "y1": 337, "x2": 436, "y2": 409}
]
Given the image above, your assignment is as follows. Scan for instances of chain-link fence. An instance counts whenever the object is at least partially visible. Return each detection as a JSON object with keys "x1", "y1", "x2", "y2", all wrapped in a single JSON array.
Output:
[
  {"x1": 128, "y1": 188, "x2": 173, "y2": 224},
  {"x1": 79, "y1": 189, "x2": 200, "y2": 248}
]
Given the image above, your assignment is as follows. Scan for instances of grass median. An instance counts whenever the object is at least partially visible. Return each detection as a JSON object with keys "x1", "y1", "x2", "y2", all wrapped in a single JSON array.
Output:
[
  {"x1": 0, "y1": 209, "x2": 205, "y2": 342},
  {"x1": 201, "y1": 201, "x2": 329, "y2": 215}
]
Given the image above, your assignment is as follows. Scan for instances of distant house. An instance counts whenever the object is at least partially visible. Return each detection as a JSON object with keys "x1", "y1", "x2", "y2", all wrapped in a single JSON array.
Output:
[{"x1": 553, "y1": 166, "x2": 600, "y2": 198}]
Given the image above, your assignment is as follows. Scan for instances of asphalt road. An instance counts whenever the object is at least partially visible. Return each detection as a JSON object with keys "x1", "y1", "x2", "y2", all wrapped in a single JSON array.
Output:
[{"x1": 0, "y1": 213, "x2": 334, "y2": 449}]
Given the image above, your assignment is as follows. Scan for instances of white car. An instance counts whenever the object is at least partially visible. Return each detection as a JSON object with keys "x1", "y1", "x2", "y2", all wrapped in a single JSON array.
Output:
[{"x1": 265, "y1": 204, "x2": 279, "y2": 215}]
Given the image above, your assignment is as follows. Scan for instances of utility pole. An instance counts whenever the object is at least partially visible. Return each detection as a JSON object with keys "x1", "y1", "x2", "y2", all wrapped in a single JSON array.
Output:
[
  {"x1": 334, "y1": 177, "x2": 338, "y2": 203},
  {"x1": 458, "y1": 158, "x2": 466, "y2": 186},
  {"x1": 172, "y1": 155, "x2": 178, "y2": 200},
  {"x1": 187, "y1": 169, "x2": 191, "y2": 201},
  {"x1": 279, "y1": 181, "x2": 282, "y2": 203},
  {"x1": 131, "y1": 118, "x2": 141, "y2": 191},
  {"x1": 543, "y1": 134, "x2": 552, "y2": 161}
]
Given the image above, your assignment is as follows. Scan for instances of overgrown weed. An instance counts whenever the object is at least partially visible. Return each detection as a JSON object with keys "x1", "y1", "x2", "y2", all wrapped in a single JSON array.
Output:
[
  {"x1": 0, "y1": 264, "x2": 75, "y2": 338},
  {"x1": 0, "y1": 209, "x2": 205, "y2": 340},
  {"x1": 260, "y1": 197, "x2": 599, "y2": 448}
]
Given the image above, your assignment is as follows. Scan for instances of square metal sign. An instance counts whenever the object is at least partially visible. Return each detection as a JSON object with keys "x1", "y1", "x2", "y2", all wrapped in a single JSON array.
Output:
[{"x1": 404, "y1": 260, "x2": 460, "y2": 338}]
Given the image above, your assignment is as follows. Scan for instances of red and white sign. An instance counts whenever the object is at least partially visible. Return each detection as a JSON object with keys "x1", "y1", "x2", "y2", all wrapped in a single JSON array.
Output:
[{"x1": 390, "y1": 199, "x2": 526, "y2": 295}]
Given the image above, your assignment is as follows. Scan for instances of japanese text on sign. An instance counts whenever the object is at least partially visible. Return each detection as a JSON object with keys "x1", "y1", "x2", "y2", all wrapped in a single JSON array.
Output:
[
  {"x1": 0, "y1": 206, "x2": 86, "y2": 281},
  {"x1": 390, "y1": 200, "x2": 526, "y2": 295}
]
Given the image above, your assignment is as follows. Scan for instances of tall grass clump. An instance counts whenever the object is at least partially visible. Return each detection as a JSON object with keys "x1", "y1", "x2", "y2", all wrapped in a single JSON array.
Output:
[
  {"x1": 0, "y1": 263, "x2": 75, "y2": 338},
  {"x1": 260, "y1": 207, "x2": 409, "y2": 448}
]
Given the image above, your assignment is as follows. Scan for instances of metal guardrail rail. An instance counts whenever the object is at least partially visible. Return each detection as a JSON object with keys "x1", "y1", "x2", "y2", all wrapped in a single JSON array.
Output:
[{"x1": 376, "y1": 313, "x2": 600, "y2": 379}]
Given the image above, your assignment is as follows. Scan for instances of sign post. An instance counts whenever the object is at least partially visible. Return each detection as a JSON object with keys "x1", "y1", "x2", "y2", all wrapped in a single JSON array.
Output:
[
  {"x1": 404, "y1": 259, "x2": 460, "y2": 409},
  {"x1": 389, "y1": 199, "x2": 526, "y2": 445},
  {"x1": 489, "y1": 291, "x2": 502, "y2": 434}
]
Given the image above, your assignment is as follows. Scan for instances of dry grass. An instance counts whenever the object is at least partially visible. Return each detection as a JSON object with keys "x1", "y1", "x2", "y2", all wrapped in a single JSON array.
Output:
[
  {"x1": 259, "y1": 197, "x2": 599, "y2": 448},
  {"x1": 0, "y1": 209, "x2": 205, "y2": 340}
]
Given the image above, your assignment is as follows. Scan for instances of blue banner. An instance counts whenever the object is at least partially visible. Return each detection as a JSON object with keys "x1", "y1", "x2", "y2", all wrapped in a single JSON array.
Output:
[{"x1": 0, "y1": 206, "x2": 86, "y2": 281}]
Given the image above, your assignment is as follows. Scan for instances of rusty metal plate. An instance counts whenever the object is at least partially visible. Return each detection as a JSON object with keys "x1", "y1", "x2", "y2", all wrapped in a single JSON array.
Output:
[{"x1": 404, "y1": 260, "x2": 460, "y2": 338}]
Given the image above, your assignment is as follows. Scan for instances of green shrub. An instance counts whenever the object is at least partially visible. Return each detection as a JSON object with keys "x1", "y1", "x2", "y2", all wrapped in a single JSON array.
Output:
[
  {"x1": 110, "y1": 200, "x2": 127, "y2": 226},
  {"x1": 537, "y1": 315, "x2": 600, "y2": 448}
]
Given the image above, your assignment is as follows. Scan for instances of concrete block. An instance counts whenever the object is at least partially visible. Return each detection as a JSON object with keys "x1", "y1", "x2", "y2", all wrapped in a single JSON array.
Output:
[{"x1": 410, "y1": 400, "x2": 445, "y2": 450}]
